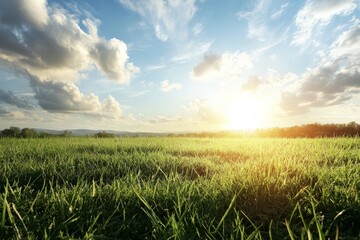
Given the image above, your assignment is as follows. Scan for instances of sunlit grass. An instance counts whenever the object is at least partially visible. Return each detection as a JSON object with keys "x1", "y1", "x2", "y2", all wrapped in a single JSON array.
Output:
[{"x1": 0, "y1": 137, "x2": 359, "y2": 239}]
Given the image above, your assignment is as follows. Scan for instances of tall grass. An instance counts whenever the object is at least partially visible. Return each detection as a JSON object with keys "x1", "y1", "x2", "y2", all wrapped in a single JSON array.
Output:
[{"x1": 0, "y1": 137, "x2": 359, "y2": 239}]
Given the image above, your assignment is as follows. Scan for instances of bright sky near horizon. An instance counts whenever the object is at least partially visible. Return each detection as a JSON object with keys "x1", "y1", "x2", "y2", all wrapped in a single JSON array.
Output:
[{"x1": 0, "y1": 0, "x2": 359, "y2": 132}]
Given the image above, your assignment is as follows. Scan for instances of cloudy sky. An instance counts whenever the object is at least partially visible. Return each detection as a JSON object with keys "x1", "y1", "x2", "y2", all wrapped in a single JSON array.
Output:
[{"x1": 0, "y1": 0, "x2": 359, "y2": 132}]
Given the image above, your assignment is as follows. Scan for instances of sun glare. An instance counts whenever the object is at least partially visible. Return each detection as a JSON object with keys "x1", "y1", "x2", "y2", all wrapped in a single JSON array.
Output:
[{"x1": 226, "y1": 94, "x2": 268, "y2": 130}]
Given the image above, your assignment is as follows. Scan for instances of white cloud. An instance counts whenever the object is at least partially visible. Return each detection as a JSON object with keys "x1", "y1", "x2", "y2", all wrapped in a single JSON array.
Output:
[
  {"x1": 119, "y1": 0, "x2": 197, "y2": 41},
  {"x1": 191, "y1": 52, "x2": 253, "y2": 81},
  {"x1": 292, "y1": 0, "x2": 357, "y2": 45},
  {"x1": 160, "y1": 80, "x2": 182, "y2": 92},
  {"x1": 193, "y1": 23, "x2": 203, "y2": 35},
  {"x1": 145, "y1": 64, "x2": 165, "y2": 71},
  {"x1": 280, "y1": 22, "x2": 360, "y2": 115},
  {"x1": 271, "y1": 2, "x2": 289, "y2": 20},
  {"x1": 30, "y1": 77, "x2": 123, "y2": 118},
  {"x1": 171, "y1": 41, "x2": 212, "y2": 63},
  {"x1": 0, "y1": 0, "x2": 139, "y2": 83},
  {"x1": 91, "y1": 38, "x2": 140, "y2": 84},
  {"x1": 102, "y1": 96, "x2": 122, "y2": 114},
  {"x1": 155, "y1": 25, "x2": 168, "y2": 41},
  {"x1": 237, "y1": 0, "x2": 271, "y2": 41},
  {"x1": 0, "y1": 0, "x2": 139, "y2": 117},
  {"x1": 330, "y1": 21, "x2": 360, "y2": 60}
]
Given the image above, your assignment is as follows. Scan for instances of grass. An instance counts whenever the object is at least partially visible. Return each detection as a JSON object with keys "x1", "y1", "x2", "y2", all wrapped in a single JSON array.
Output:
[{"x1": 0, "y1": 137, "x2": 359, "y2": 239}]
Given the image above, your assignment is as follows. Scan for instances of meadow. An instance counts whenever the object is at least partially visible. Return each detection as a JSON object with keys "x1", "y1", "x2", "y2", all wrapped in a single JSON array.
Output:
[{"x1": 0, "y1": 137, "x2": 359, "y2": 239}]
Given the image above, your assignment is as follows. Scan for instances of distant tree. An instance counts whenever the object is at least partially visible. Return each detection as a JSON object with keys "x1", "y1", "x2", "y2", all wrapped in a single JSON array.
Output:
[
  {"x1": 94, "y1": 131, "x2": 115, "y2": 138},
  {"x1": 21, "y1": 128, "x2": 38, "y2": 138},
  {"x1": 1, "y1": 126, "x2": 21, "y2": 137},
  {"x1": 62, "y1": 130, "x2": 73, "y2": 137}
]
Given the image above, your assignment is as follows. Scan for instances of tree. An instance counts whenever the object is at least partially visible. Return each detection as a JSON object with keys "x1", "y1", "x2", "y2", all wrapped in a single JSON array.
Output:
[
  {"x1": 1, "y1": 126, "x2": 21, "y2": 137},
  {"x1": 94, "y1": 131, "x2": 115, "y2": 138},
  {"x1": 21, "y1": 128, "x2": 38, "y2": 138},
  {"x1": 62, "y1": 130, "x2": 73, "y2": 137}
]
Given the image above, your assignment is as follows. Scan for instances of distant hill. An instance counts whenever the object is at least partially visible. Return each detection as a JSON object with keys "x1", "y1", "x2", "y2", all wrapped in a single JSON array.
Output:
[{"x1": 35, "y1": 128, "x2": 168, "y2": 137}]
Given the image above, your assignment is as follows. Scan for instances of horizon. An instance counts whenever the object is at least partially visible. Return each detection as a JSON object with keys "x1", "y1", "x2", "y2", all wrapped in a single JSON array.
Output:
[
  {"x1": 1, "y1": 121, "x2": 359, "y2": 135},
  {"x1": 0, "y1": 0, "x2": 359, "y2": 131}
]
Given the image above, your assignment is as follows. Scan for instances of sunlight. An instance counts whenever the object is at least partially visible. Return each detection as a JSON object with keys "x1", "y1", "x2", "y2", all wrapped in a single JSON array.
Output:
[{"x1": 226, "y1": 94, "x2": 268, "y2": 130}]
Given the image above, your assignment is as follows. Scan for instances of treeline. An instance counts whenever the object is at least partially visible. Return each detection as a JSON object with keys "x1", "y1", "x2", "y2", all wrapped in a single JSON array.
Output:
[
  {"x1": 0, "y1": 127, "x2": 115, "y2": 138},
  {"x1": 175, "y1": 122, "x2": 360, "y2": 138},
  {"x1": 256, "y1": 122, "x2": 360, "y2": 138},
  {"x1": 1, "y1": 122, "x2": 360, "y2": 138}
]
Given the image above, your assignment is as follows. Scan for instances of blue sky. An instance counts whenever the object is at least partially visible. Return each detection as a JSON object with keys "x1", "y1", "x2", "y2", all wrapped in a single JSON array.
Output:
[{"x1": 0, "y1": 0, "x2": 359, "y2": 132}]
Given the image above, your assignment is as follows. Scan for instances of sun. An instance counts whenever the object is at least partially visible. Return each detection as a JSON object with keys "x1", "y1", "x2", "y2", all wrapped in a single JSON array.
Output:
[{"x1": 226, "y1": 94, "x2": 268, "y2": 130}]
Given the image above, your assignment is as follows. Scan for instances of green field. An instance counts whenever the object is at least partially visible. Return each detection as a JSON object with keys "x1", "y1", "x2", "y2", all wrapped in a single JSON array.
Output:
[{"x1": 0, "y1": 137, "x2": 359, "y2": 239}]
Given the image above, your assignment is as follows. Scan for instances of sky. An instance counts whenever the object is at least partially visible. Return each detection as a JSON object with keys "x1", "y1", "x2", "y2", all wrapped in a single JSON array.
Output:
[{"x1": 0, "y1": 0, "x2": 359, "y2": 132}]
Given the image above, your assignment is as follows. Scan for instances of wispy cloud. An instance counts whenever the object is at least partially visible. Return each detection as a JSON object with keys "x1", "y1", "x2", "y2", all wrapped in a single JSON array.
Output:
[
  {"x1": 171, "y1": 41, "x2": 212, "y2": 63},
  {"x1": 237, "y1": 0, "x2": 271, "y2": 41},
  {"x1": 292, "y1": 0, "x2": 357, "y2": 45},
  {"x1": 130, "y1": 90, "x2": 150, "y2": 98},
  {"x1": 271, "y1": 2, "x2": 289, "y2": 20},
  {"x1": 160, "y1": 80, "x2": 182, "y2": 92},
  {"x1": 145, "y1": 64, "x2": 166, "y2": 72},
  {"x1": 119, "y1": 0, "x2": 197, "y2": 42},
  {"x1": 193, "y1": 23, "x2": 203, "y2": 36}
]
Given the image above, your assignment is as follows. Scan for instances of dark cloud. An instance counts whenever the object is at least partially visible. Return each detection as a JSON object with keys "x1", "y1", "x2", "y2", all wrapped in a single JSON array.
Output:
[
  {"x1": 0, "y1": 108, "x2": 9, "y2": 115},
  {"x1": 241, "y1": 76, "x2": 262, "y2": 92},
  {"x1": 0, "y1": 0, "x2": 49, "y2": 28},
  {"x1": 0, "y1": 89, "x2": 33, "y2": 109}
]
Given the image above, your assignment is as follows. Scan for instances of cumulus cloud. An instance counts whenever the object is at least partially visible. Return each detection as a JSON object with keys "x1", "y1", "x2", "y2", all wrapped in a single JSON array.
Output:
[
  {"x1": 191, "y1": 52, "x2": 252, "y2": 81},
  {"x1": 0, "y1": 0, "x2": 49, "y2": 29},
  {"x1": 29, "y1": 77, "x2": 122, "y2": 118},
  {"x1": 280, "y1": 23, "x2": 360, "y2": 115},
  {"x1": 0, "y1": 0, "x2": 138, "y2": 83},
  {"x1": 240, "y1": 76, "x2": 262, "y2": 92},
  {"x1": 91, "y1": 38, "x2": 139, "y2": 83},
  {"x1": 0, "y1": 0, "x2": 139, "y2": 119},
  {"x1": 192, "y1": 54, "x2": 222, "y2": 78},
  {"x1": 119, "y1": 0, "x2": 197, "y2": 41},
  {"x1": 292, "y1": 0, "x2": 357, "y2": 45},
  {"x1": 30, "y1": 79, "x2": 101, "y2": 113},
  {"x1": 102, "y1": 96, "x2": 122, "y2": 114},
  {"x1": 160, "y1": 80, "x2": 182, "y2": 92},
  {"x1": 0, "y1": 89, "x2": 33, "y2": 109}
]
